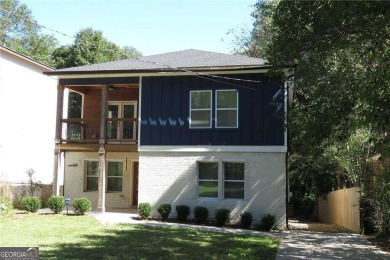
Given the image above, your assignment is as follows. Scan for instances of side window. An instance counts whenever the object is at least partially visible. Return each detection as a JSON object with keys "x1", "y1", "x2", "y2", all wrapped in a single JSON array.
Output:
[
  {"x1": 190, "y1": 90, "x2": 212, "y2": 128},
  {"x1": 198, "y1": 162, "x2": 218, "y2": 198},
  {"x1": 85, "y1": 161, "x2": 99, "y2": 191},
  {"x1": 107, "y1": 161, "x2": 123, "y2": 192},
  {"x1": 216, "y1": 90, "x2": 238, "y2": 128},
  {"x1": 223, "y1": 162, "x2": 244, "y2": 199}
]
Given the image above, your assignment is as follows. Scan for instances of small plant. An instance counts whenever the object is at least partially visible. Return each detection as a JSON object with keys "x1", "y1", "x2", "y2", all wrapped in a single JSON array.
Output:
[
  {"x1": 0, "y1": 196, "x2": 13, "y2": 216},
  {"x1": 176, "y1": 205, "x2": 190, "y2": 222},
  {"x1": 157, "y1": 204, "x2": 172, "y2": 221},
  {"x1": 21, "y1": 196, "x2": 41, "y2": 213},
  {"x1": 240, "y1": 211, "x2": 253, "y2": 229},
  {"x1": 259, "y1": 213, "x2": 276, "y2": 232},
  {"x1": 73, "y1": 197, "x2": 91, "y2": 215},
  {"x1": 40, "y1": 184, "x2": 53, "y2": 208},
  {"x1": 215, "y1": 208, "x2": 230, "y2": 227},
  {"x1": 194, "y1": 206, "x2": 209, "y2": 224},
  {"x1": 138, "y1": 203, "x2": 152, "y2": 220},
  {"x1": 48, "y1": 195, "x2": 65, "y2": 214}
]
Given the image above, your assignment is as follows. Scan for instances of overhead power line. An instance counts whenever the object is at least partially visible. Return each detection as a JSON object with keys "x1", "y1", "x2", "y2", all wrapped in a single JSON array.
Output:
[{"x1": 0, "y1": 6, "x2": 286, "y2": 90}]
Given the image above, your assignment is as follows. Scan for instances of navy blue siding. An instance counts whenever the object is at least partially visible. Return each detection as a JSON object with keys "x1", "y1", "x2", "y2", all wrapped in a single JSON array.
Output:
[{"x1": 140, "y1": 73, "x2": 285, "y2": 146}]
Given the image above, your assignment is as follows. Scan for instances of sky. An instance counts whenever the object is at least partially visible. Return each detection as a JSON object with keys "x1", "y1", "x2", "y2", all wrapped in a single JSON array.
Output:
[{"x1": 21, "y1": 0, "x2": 255, "y2": 56}]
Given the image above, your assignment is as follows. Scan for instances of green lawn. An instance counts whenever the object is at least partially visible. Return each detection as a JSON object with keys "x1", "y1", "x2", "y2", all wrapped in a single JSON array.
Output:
[{"x1": 0, "y1": 213, "x2": 279, "y2": 259}]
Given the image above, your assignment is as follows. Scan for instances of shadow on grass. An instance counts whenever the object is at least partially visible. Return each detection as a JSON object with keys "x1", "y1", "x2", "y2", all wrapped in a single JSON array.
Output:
[{"x1": 41, "y1": 225, "x2": 278, "y2": 259}]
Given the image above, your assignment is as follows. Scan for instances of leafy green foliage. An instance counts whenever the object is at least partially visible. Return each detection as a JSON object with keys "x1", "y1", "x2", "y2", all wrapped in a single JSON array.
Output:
[
  {"x1": 175, "y1": 205, "x2": 190, "y2": 222},
  {"x1": 240, "y1": 211, "x2": 253, "y2": 229},
  {"x1": 0, "y1": 196, "x2": 13, "y2": 216},
  {"x1": 214, "y1": 208, "x2": 230, "y2": 227},
  {"x1": 73, "y1": 197, "x2": 91, "y2": 215},
  {"x1": 259, "y1": 214, "x2": 276, "y2": 232},
  {"x1": 48, "y1": 195, "x2": 65, "y2": 214},
  {"x1": 138, "y1": 203, "x2": 152, "y2": 220},
  {"x1": 157, "y1": 204, "x2": 171, "y2": 221},
  {"x1": 194, "y1": 206, "x2": 209, "y2": 224},
  {"x1": 52, "y1": 28, "x2": 141, "y2": 69},
  {"x1": 21, "y1": 196, "x2": 41, "y2": 213},
  {"x1": 0, "y1": 0, "x2": 58, "y2": 66}
]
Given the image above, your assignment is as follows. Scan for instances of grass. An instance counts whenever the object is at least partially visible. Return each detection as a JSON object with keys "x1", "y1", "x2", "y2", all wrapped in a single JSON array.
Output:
[{"x1": 0, "y1": 213, "x2": 279, "y2": 259}]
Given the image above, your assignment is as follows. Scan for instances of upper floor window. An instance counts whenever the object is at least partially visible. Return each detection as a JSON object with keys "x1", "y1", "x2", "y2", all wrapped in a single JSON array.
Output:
[
  {"x1": 216, "y1": 90, "x2": 238, "y2": 128},
  {"x1": 190, "y1": 90, "x2": 212, "y2": 128}
]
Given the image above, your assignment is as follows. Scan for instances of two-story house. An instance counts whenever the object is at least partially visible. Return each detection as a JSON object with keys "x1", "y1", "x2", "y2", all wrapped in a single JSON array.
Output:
[{"x1": 45, "y1": 49, "x2": 290, "y2": 226}]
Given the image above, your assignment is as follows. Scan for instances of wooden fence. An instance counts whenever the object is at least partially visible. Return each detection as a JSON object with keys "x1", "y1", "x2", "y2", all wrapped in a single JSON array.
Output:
[{"x1": 317, "y1": 187, "x2": 360, "y2": 233}]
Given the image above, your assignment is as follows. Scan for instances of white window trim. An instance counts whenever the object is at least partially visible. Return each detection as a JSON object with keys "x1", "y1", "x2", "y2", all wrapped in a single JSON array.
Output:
[
  {"x1": 106, "y1": 160, "x2": 124, "y2": 192},
  {"x1": 215, "y1": 89, "x2": 239, "y2": 129},
  {"x1": 84, "y1": 160, "x2": 99, "y2": 192},
  {"x1": 108, "y1": 101, "x2": 138, "y2": 141},
  {"x1": 222, "y1": 162, "x2": 245, "y2": 200},
  {"x1": 189, "y1": 90, "x2": 212, "y2": 129},
  {"x1": 197, "y1": 161, "x2": 219, "y2": 199}
]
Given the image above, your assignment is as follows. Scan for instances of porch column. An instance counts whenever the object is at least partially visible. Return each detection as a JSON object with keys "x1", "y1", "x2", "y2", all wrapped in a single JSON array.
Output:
[
  {"x1": 53, "y1": 85, "x2": 64, "y2": 195},
  {"x1": 97, "y1": 85, "x2": 108, "y2": 212}
]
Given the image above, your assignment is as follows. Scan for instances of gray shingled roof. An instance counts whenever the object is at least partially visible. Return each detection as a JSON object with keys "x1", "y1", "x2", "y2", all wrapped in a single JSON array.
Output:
[{"x1": 49, "y1": 49, "x2": 267, "y2": 74}]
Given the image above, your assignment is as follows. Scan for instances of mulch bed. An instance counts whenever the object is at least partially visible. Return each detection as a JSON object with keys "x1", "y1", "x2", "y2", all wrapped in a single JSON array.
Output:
[{"x1": 366, "y1": 234, "x2": 390, "y2": 253}]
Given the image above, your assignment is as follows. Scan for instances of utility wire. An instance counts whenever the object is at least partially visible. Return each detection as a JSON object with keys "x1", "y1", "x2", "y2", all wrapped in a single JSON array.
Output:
[{"x1": 0, "y1": 6, "x2": 287, "y2": 91}]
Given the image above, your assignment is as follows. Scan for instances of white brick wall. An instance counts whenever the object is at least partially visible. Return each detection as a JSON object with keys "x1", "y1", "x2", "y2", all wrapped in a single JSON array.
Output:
[
  {"x1": 63, "y1": 152, "x2": 138, "y2": 208},
  {"x1": 139, "y1": 151, "x2": 286, "y2": 227}
]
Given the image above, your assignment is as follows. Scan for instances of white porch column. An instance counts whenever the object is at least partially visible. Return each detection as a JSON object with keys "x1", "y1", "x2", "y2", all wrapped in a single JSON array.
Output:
[
  {"x1": 53, "y1": 85, "x2": 64, "y2": 195},
  {"x1": 97, "y1": 85, "x2": 108, "y2": 212}
]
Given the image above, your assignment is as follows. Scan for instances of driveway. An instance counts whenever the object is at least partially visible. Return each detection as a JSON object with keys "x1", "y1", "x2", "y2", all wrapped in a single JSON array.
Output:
[{"x1": 276, "y1": 231, "x2": 388, "y2": 259}]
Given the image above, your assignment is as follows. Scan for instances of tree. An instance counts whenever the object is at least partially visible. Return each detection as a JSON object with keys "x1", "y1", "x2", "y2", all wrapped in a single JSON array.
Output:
[
  {"x1": 240, "y1": 1, "x2": 390, "y2": 228},
  {"x1": 53, "y1": 28, "x2": 141, "y2": 69},
  {"x1": 0, "y1": 0, "x2": 58, "y2": 66}
]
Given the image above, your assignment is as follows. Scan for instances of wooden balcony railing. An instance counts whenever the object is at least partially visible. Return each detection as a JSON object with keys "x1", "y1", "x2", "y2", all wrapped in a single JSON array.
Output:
[{"x1": 61, "y1": 118, "x2": 138, "y2": 143}]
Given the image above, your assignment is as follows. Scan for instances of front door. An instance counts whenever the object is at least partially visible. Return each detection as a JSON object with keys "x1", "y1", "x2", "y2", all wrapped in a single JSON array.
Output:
[
  {"x1": 132, "y1": 161, "x2": 139, "y2": 206},
  {"x1": 107, "y1": 102, "x2": 137, "y2": 141}
]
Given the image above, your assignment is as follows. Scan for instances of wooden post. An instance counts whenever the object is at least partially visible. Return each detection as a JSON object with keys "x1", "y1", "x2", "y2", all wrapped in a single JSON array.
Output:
[
  {"x1": 97, "y1": 86, "x2": 108, "y2": 212},
  {"x1": 53, "y1": 85, "x2": 64, "y2": 195}
]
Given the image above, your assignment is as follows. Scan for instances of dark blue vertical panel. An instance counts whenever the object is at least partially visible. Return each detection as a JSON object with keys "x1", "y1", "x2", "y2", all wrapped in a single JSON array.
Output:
[
  {"x1": 150, "y1": 77, "x2": 162, "y2": 145},
  {"x1": 140, "y1": 77, "x2": 152, "y2": 145},
  {"x1": 170, "y1": 77, "x2": 181, "y2": 145},
  {"x1": 180, "y1": 76, "x2": 190, "y2": 144},
  {"x1": 160, "y1": 77, "x2": 171, "y2": 144}
]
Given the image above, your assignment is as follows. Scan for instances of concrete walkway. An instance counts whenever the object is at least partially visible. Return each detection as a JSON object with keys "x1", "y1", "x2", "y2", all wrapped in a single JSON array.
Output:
[{"x1": 276, "y1": 231, "x2": 389, "y2": 260}]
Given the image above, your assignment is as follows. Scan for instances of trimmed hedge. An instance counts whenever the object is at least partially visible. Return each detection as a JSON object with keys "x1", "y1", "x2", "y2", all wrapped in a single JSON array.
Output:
[
  {"x1": 48, "y1": 195, "x2": 65, "y2": 214},
  {"x1": 259, "y1": 213, "x2": 276, "y2": 231},
  {"x1": 215, "y1": 208, "x2": 230, "y2": 227},
  {"x1": 157, "y1": 204, "x2": 172, "y2": 221},
  {"x1": 194, "y1": 206, "x2": 209, "y2": 224},
  {"x1": 138, "y1": 203, "x2": 152, "y2": 220},
  {"x1": 73, "y1": 197, "x2": 91, "y2": 215},
  {"x1": 176, "y1": 205, "x2": 190, "y2": 222},
  {"x1": 21, "y1": 196, "x2": 41, "y2": 213},
  {"x1": 240, "y1": 211, "x2": 253, "y2": 229}
]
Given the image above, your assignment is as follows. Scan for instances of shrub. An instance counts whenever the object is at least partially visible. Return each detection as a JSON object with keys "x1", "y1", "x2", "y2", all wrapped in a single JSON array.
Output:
[
  {"x1": 13, "y1": 199, "x2": 23, "y2": 210},
  {"x1": 259, "y1": 213, "x2": 276, "y2": 232},
  {"x1": 0, "y1": 196, "x2": 13, "y2": 216},
  {"x1": 48, "y1": 195, "x2": 65, "y2": 214},
  {"x1": 21, "y1": 196, "x2": 41, "y2": 213},
  {"x1": 240, "y1": 211, "x2": 253, "y2": 229},
  {"x1": 157, "y1": 204, "x2": 172, "y2": 221},
  {"x1": 138, "y1": 203, "x2": 152, "y2": 220},
  {"x1": 194, "y1": 206, "x2": 209, "y2": 224},
  {"x1": 176, "y1": 205, "x2": 190, "y2": 222},
  {"x1": 215, "y1": 208, "x2": 230, "y2": 227},
  {"x1": 73, "y1": 197, "x2": 91, "y2": 215}
]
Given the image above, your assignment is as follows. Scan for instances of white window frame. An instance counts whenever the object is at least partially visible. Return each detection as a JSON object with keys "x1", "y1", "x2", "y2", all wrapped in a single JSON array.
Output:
[
  {"x1": 197, "y1": 161, "x2": 219, "y2": 199},
  {"x1": 223, "y1": 162, "x2": 245, "y2": 199},
  {"x1": 189, "y1": 90, "x2": 212, "y2": 129},
  {"x1": 106, "y1": 160, "x2": 124, "y2": 192},
  {"x1": 108, "y1": 101, "x2": 138, "y2": 141},
  {"x1": 84, "y1": 160, "x2": 99, "y2": 192},
  {"x1": 215, "y1": 89, "x2": 239, "y2": 129}
]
